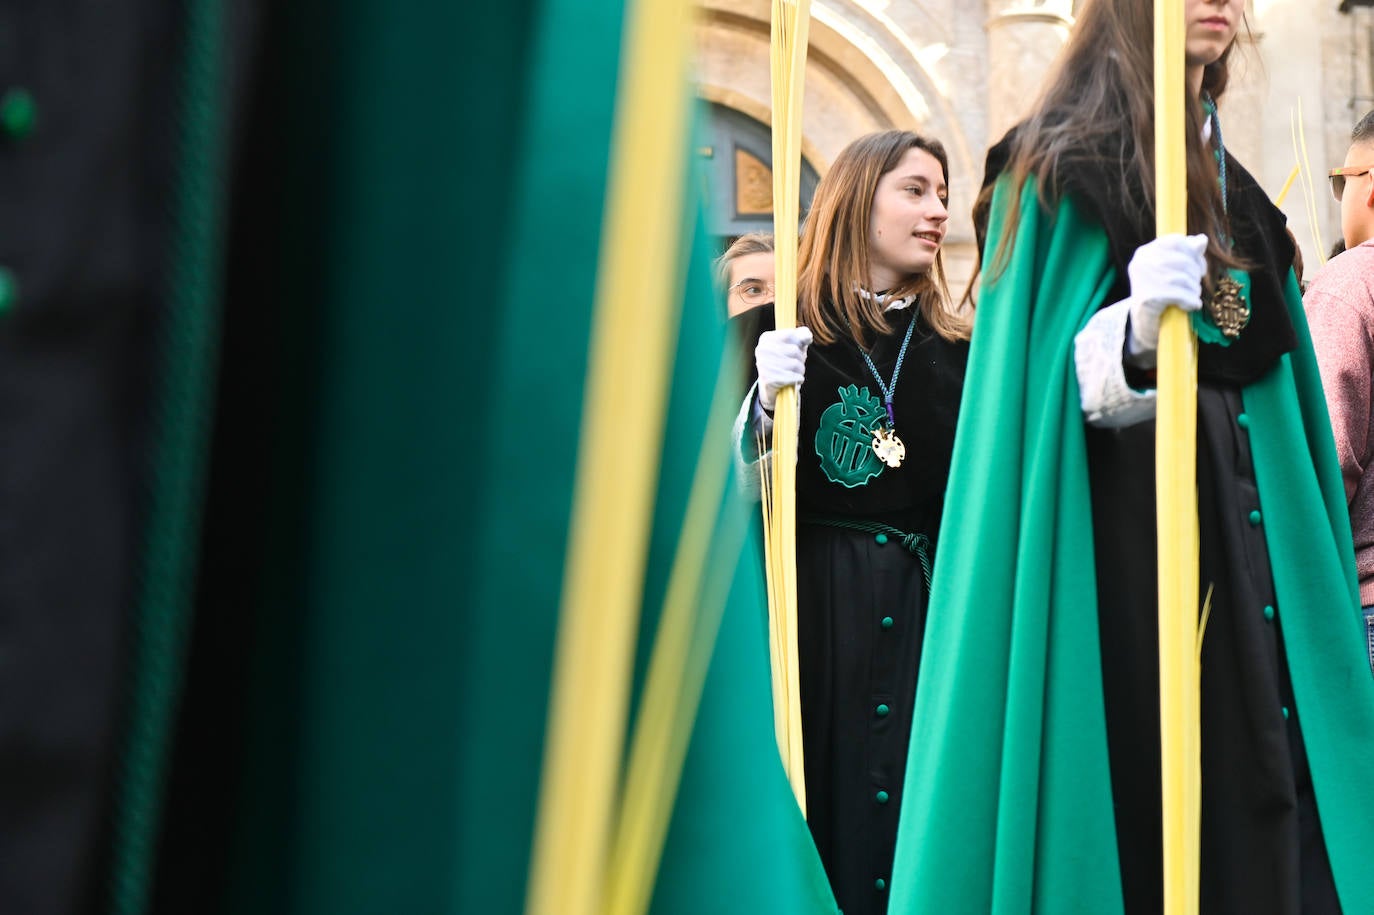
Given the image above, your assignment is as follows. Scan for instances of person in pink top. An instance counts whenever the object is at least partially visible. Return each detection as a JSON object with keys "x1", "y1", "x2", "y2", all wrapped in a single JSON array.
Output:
[{"x1": 1305, "y1": 108, "x2": 1374, "y2": 672}]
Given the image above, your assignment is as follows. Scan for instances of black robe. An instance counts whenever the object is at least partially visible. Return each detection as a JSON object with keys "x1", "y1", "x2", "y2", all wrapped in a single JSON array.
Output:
[
  {"x1": 740, "y1": 304, "x2": 968, "y2": 915},
  {"x1": 0, "y1": 6, "x2": 262, "y2": 911}
]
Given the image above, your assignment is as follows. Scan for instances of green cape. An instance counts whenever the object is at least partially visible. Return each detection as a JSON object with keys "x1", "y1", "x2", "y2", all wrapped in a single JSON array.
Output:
[{"x1": 889, "y1": 178, "x2": 1374, "y2": 913}]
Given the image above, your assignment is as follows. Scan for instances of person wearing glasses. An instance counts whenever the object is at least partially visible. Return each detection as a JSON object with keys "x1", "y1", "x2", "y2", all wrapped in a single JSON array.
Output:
[
  {"x1": 717, "y1": 232, "x2": 776, "y2": 317},
  {"x1": 718, "y1": 234, "x2": 776, "y2": 393},
  {"x1": 734, "y1": 129, "x2": 969, "y2": 915},
  {"x1": 1325, "y1": 117, "x2": 1374, "y2": 256},
  {"x1": 1305, "y1": 108, "x2": 1374, "y2": 679},
  {"x1": 890, "y1": 1, "x2": 1374, "y2": 913}
]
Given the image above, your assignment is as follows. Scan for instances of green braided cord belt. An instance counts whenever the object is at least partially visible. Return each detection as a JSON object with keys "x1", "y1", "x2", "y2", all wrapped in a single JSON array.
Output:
[
  {"x1": 798, "y1": 514, "x2": 933, "y2": 592},
  {"x1": 110, "y1": 0, "x2": 227, "y2": 910}
]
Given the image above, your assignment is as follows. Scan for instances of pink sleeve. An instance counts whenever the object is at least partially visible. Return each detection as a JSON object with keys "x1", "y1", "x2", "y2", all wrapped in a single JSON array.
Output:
[{"x1": 1306, "y1": 284, "x2": 1374, "y2": 505}]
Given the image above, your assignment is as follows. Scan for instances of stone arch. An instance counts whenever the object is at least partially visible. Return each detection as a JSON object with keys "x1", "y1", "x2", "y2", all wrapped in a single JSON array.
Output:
[{"x1": 695, "y1": 0, "x2": 976, "y2": 219}]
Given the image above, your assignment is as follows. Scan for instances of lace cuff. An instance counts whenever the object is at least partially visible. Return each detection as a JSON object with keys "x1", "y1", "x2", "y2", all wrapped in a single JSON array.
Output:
[
  {"x1": 733, "y1": 381, "x2": 773, "y2": 501},
  {"x1": 1074, "y1": 299, "x2": 1158, "y2": 428}
]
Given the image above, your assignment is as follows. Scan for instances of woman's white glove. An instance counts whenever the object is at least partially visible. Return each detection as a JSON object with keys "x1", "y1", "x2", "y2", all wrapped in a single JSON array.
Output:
[
  {"x1": 1126, "y1": 233, "x2": 1209, "y2": 358},
  {"x1": 756, "y1": 327, "x2": 813, "y2": 411}
]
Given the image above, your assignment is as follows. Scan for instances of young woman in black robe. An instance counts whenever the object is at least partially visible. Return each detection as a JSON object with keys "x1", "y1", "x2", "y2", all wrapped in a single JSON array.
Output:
[{"x1": 734, "y1": 129, "x2": 970, "y2": 915}]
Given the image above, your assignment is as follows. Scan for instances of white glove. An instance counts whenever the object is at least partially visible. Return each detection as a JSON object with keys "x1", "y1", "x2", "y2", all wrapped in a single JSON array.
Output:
[
  {"x1": 1126, "y1": 233, "x2": 1209, "y2": 357},
  {"x1": 756, "y1": 327, "x2": 813, "y2": 412}
]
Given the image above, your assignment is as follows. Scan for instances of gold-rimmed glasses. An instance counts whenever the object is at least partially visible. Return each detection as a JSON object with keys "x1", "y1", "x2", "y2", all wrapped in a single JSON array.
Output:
[{"x1": 728, "y1": 279, "x2": 775, "y2": 306}]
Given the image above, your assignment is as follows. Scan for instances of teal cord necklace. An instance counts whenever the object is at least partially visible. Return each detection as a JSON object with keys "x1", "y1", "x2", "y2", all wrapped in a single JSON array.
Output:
[
  {"x1": 854, "y1": 305, "x2": 918, "y2": 468},
  {"x1": 1198, "y1": 93, "x2": 1251, "y2": 343}
]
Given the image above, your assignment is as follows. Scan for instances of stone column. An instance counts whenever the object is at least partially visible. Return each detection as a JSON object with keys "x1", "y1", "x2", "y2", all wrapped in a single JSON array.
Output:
[{"x1": 984, "y1": 0, "x2": 1074, "y2": 143}]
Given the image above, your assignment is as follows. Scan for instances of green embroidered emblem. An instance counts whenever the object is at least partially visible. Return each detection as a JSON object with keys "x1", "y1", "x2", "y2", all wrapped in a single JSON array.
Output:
[{"x1": 815, "y1": 384, "x2": 886, "y2": 488}]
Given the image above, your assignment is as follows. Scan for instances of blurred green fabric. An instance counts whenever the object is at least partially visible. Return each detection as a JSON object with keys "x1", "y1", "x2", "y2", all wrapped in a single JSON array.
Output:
[{"x1": 181, "y1": 2, "x2": 838, "y2": 913}]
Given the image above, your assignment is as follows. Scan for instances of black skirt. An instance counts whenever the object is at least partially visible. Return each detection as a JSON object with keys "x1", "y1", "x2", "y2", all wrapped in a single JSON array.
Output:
[
  {"x1": 1089, "y1": 385, "x2": 1342, "y2": 914},
  {"x1": 797, "y1": 519, "x2": 930, "y2": 915}
]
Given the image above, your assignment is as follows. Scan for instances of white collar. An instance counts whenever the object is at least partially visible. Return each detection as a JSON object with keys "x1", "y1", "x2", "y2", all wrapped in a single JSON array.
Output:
[{"x1": 856, "y1": 288, "x2": 916, "y2": 312}]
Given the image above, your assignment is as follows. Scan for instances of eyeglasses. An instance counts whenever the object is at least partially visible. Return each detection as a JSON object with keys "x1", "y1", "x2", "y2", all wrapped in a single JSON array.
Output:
[
  {"x1": 729, "y1": 279, "x2": 775, "y2": 306},
  {"x1": 1329, "y1": 165, "x2": 1374, "y2": 202}
]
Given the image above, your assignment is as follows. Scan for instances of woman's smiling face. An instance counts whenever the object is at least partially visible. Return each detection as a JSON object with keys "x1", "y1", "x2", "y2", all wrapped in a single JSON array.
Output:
[{"x1": 866, "y1": 145, "x2": 948, "y2": 292}]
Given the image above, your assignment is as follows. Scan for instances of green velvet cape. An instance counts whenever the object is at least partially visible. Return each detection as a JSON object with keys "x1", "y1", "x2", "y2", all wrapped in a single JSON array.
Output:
[{"x1": 889, "y1": 178, "x2": 1374, "y2": 913}]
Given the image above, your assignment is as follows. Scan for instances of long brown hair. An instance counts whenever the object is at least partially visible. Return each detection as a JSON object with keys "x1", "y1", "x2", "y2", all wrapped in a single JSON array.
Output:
[
  {"x1": 991, "y1": 0, "x2": 1246, "y2": 285},
  {"x1": 798, "y1": 130, "x2": 971, "y2": 347}
]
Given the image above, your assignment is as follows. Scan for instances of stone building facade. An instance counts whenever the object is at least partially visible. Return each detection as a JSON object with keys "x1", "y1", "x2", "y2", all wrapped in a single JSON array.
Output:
[{"x1": 697, "y1": 0, "x2": 1374, "y2": 291}]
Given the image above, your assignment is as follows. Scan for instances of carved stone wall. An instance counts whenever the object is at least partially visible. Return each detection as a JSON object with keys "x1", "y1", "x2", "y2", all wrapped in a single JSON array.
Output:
[
  {"x1": 696, "y1": 0, "x2": 1357, "y2": 291},
  {"x1": 1219, "y1": 1, "x2": 1374, "y2": 271},
  {"x1": 985, "y1": 0, "x2": 1074, "y2": 142}
]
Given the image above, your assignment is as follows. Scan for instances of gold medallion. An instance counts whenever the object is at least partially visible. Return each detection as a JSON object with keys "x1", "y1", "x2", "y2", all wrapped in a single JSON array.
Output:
[
  {"x1": 872, "y1": 426, "x2": 906, "y2": 468},
  {"x1": 1207, "y1": 274, "x2": 1250, "y2": 340}
]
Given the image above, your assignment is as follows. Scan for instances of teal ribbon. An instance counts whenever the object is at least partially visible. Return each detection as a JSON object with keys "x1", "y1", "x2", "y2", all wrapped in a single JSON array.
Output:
[{"x1": 1196, "y1": 92, "x2": 1249, "y2": 346}]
